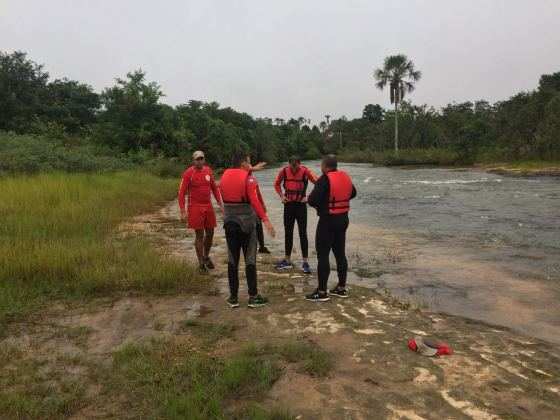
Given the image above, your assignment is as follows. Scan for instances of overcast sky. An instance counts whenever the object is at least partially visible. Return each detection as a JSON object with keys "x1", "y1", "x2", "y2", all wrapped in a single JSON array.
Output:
[{"x1": 2, "y1": 1, "x2": 560, "y2": 123}]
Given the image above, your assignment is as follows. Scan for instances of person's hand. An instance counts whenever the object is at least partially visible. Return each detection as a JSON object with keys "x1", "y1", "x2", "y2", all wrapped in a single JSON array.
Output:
[
  {"x1": 252, "y1": 162, "x2": 267, "y2": 171},
  {"x1": 263, "y1": 220, "x2": 276, "y2": 238},
  {"x1": 180, "y1": 209, "x2": 187, "y2": 221},
  {"x1": 281, "y1": 195, "x2": 288, "y2": 204},
  {"x1": 219, "y1": 203, "x2": 225, "y2": 216},
  {"x1": 301, "y1": 196, "x2": 308, "y2": 203}
]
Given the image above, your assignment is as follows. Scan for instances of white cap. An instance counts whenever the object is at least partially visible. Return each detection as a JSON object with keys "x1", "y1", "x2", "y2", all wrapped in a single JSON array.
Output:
[{"x1": 192, "y1": 150, "x2": 205, "y2": 159}]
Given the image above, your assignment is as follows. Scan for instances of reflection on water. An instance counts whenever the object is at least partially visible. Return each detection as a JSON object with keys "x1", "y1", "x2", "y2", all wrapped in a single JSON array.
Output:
[{"x1": 253, "y1": 162, "x2": 560, "y2": 344}]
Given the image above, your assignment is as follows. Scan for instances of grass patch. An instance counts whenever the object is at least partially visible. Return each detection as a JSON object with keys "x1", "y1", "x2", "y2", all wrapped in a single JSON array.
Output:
[
  {"x1": 371, "y1": 148, "x2": 461, "y2": 166},
  {"x1": 0, "y1": 171, "x2": 199, "y2": 331},
  {"x1": 244, "y1": 339, "x2": 333, "y2": 378},
  {"x1": 0, "y1": 349, "x2": 87, "y2": 419},
  {"x1": 109, "y1": 338, "x2": 286, "y2": 419},
  {"x1": 181, "y1": 319, "x2": 237, "y2": 345}
]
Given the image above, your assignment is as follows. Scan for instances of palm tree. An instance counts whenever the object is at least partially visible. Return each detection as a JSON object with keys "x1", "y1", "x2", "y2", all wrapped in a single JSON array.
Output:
[
  {"x1": 324, "y1": 114, "x2": 331, "y2": 126},
  {"x1": 374, "y1": 55, "x2": 421, "y2": 152}
]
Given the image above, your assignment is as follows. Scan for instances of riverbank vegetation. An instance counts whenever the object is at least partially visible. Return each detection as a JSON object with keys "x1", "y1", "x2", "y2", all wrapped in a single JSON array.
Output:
[
  {"x1": 2, "y1": 50, "x2": 559, "y2": 174},
  {"x1": 332, "y1": 70, "x2": 560, "y2": 165},
  {"x1": 0, "y1": 171, "x2": 201, "y2": 331}
]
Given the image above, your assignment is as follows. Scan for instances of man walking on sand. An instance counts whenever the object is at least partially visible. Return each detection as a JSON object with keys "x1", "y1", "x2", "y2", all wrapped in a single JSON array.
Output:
[
  {"x1": 306, "y1": 155, "x2": 356, "y2": 302},
  {"x1": 219, "y1": 151, "x2": 275, "y2": 308},
  {"x1": 178, "y1": 150, "x2": 223, "y2": 273},
  {"x1": 274, "y1": 156, "x2": 318, "y2": 274}
]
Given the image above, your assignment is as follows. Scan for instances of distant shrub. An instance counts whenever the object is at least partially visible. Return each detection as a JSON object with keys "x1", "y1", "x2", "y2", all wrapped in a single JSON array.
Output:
[
  {"x1": 370, "y1": 148, "x2": 461, "y2": 166},
  {"x1": 0, "y1": 132, "x2": 134, "y2": 174}
]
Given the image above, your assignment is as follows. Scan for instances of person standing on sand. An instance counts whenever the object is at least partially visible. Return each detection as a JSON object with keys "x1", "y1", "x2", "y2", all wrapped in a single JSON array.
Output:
[
  {"x1": 248, "y1": 162, "x2": 271, "y2": 254},
  {"x1": 274, "y1": 156, "x2": 318, "y2": 274},
  {"x1": 306, "y1": 155, "x2": 356, "y2": 301},
  {"x1": 219, "y1": 151, "x2": 275, "y2": 308},
  {"x1": 178, "y1": 150, "x2": 223, "y2": 273}
]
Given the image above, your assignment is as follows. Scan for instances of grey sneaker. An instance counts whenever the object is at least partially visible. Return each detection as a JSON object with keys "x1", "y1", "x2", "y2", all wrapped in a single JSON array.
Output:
[
  {"x1": 248, "y1": 295, "x2": 269, "y2": 308},
  {"x1": 227, "y1": 296, "x2": 239, "y2": 308},
  {"x1": 329, "y1": 286, "x2": 348, "y2": 298}
]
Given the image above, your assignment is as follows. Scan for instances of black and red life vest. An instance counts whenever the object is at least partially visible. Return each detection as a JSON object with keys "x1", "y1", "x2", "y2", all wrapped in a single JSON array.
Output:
[
  {"x1": 219, "y1": 168, "x2": 250, "y2": 204},
  {"x1": 327, "y1": 170, "x2": 353, "y2": 215},
  {"x1": 282, "y1": 166, "x2": 309, "y2": 202}
]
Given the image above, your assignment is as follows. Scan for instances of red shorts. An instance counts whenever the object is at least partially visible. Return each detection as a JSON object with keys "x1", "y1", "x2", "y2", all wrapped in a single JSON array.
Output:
[{"x1": 187, "y1": 205, "x2": 216, "y2": 230}]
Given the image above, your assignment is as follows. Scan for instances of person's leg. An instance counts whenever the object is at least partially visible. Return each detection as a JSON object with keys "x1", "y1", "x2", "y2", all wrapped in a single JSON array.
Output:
[
  {"x1": 331, "y1": 215, "x2": 350, "y2": 288},
  {"x1": 295, "y1": 202, "x2": 309, "y2": 262},
  {"x1": 315, "y1": 217, "x2": 334, "y2": 292},
  {"x1": 225, "y1": 222, "x2": 242, "y2": 302},
  {"x1": 203, "y1": 228, "x2": 215, "y2": 268},
  {"x1": 242, "y1": 225, "x2": 258, "y2": 297},
  {"x1": 283, "y1": 203, "x2": 296, "y2": 262},
  {"x1": 194, "y1": 229, "x2": 205, "y2": 267},
  {"x1": 255, "y1": 220, "x2": 266, "y2": 250}
]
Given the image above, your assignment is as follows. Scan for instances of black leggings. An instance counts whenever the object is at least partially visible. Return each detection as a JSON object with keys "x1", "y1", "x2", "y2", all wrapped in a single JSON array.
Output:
[
  {"x1": 256, "y1": 220, "x2": 265, "y2": 249},
  {"x1": 225, "y1": 221, "x2": 258, "y2": 297},
  {"x1": 316, "y1": 214, "x2": 349, "y2": 291},
  {"x1": 284, "y1": 202, "x2": 308, "y2": 258}
]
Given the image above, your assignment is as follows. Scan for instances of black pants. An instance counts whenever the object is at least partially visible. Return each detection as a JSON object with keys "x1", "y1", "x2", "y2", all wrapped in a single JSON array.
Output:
[
  {"x1": 316, "y1": 214, "x2": 349, "y2": 291},
  {"x1": 256, "y1": 220, "x2": 265, "y2": 249},
  {"x1": 225, "y1": 221, "x2": 258, "y2": 297},
  {"x1": 284, "y1": 202, "x2": 308, "y2": 258}
]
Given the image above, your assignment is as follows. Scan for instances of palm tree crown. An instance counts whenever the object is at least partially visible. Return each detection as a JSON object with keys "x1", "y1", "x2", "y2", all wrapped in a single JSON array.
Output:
[
  {"x1": 374, "y1": 55, "x2": 421, "y2": 105},
  {"x1": 373, "y1": 54, "x2": 421, "y2": 152}
]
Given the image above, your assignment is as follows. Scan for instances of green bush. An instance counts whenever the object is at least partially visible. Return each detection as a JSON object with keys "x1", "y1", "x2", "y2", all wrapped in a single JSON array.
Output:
[
  {"x1": 370, "y1": 148, "x2": 461, "y2": 166},
  {"x1": 0, "y1": 131, "x2": 134, "y2": 174}
]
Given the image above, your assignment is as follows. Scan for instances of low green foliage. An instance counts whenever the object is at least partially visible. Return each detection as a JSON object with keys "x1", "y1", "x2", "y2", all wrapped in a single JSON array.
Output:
[
  {"x1": 0, "y1": 350, "x2": 87, "y2": 419},
  {"x1": 244, "y1": 340, "x2": 333, "y2": 378},
  {"x1": 181, "y1": 319, "x2": 237, "y2": 345},
  {"x1": 0, "y1": 171, "x2": 198, "y2": 330},
  {"x1": 370, "y1": 148, "x2": 461, "y2": 166},
  {"x1": 0, "y1": 132, "x2": 135, "y2": 174},
  {"x1": 110, "y1": 339, "x2": 285, "y2": 419}
]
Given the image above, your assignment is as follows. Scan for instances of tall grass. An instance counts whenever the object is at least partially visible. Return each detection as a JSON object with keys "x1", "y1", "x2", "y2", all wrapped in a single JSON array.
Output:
[{"x1": 0, "y1": 171, "x2": 197, "y2": 328}]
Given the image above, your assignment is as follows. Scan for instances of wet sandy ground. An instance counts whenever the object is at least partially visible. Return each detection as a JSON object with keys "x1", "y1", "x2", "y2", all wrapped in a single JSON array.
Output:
[{"x1": 3, "y1": 201, "x2": 557, "y2": 418}]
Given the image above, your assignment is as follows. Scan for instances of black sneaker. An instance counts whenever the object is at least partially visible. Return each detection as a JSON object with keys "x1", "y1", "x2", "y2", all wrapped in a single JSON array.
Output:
[
  {"x1": 227, "y1": 296, "x2": 239, "y2": 308},
  {"x1": 258, "y1": 246, "x2": 271, "y2": 254},
  {"x1": 305, "y1": 289, "x2": 330, "y2": 302},
  {"x1": 330, "y1": 286, "x2": 348, "y2": 298},
  {"x1": 248, "y1": 295, "x2": 269, "y2": 308},
  {"x1": 204, "y1": 257, "x2": 215, "y2": 270}
]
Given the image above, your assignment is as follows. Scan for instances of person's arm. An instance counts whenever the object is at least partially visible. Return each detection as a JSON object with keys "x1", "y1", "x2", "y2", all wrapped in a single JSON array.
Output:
[
  {"x1": 306, "y1": 167, "x2": 319, "y2": 184},
  {"x1": 209, "y1": 168, "x2": 223, "y2": 207},
  {"x1": 178, "y1": 168, "x2": 192, "y2": 217},
  {"x1": 274, "y1": 169, "x2": 286, "y2": 201},
  {"x1": 350, "y1": 184, "x2": 357, "y2": 200},
  {"x1": 251, "y1": 162, "x2": 267, "y2": 172},
  {"x1": 247, "y1": 176, "x2": 276, "y2": 237},
  {"x1": 256, "y1": 185, "x2": 267, "y2": 213},
  {"x1": 307, "y1": 175, "x2": 328, "y2": 210}
]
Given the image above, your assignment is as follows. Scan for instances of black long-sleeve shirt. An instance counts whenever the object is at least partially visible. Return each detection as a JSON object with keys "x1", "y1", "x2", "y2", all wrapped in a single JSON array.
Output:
[{"x1": 307, "y1": 170, "x2": 357, "y2": 217}]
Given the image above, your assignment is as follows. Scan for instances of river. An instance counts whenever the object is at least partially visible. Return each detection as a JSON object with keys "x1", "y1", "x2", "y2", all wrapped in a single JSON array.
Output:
[{"x1": 253, "y1": 161, "x2": 560, "y2": 344}]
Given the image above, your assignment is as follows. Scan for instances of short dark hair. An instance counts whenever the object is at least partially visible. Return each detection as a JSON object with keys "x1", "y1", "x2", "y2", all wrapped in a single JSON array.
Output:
[
  {"x1": 322, "y1": 154, "x2": 337, "y2": 170},
  {"x1": 288, "y1": 155, "x2": 300, "y2": 164},
  {"x1": 231, "y1": 150, "x2": 248, "y2": 167}
]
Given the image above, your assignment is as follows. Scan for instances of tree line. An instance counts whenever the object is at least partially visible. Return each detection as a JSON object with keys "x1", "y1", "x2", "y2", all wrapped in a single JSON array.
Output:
[
  {"x1": 1, "y1": 50, "x2": 559, "y2": 172},
  {"x1": 0, "y1": 51, "x2": 323, "y2": 169}
]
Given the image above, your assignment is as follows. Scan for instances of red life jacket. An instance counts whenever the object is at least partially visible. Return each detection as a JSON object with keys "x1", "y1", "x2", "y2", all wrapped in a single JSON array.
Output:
[
  {"x1": 282, "y1": 166, "x2": 309, "y2": 202},
  {"x1": 327, "y1": 170, "x2": 353, "y2": 215},
  {"x1": 219, "y1": 168, "x2": 250, "y2": 204}
]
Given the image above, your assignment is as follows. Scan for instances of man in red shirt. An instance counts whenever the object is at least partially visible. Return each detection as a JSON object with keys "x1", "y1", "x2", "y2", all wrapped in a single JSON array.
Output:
[
  {"x1": 220, "y1": 151, "x2": 275, "y2": 308},
  {"x1": 178, "y1": 150, "x2": 223, "y2": 272},
  {"x1": 274, "y1": 156, "x2": 318, "y2": 273}
]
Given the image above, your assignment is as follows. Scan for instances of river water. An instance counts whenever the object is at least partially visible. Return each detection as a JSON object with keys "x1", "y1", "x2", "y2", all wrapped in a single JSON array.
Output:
[{"x1": 253, "y1": 162, "x2": 560, "y2": 344}]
